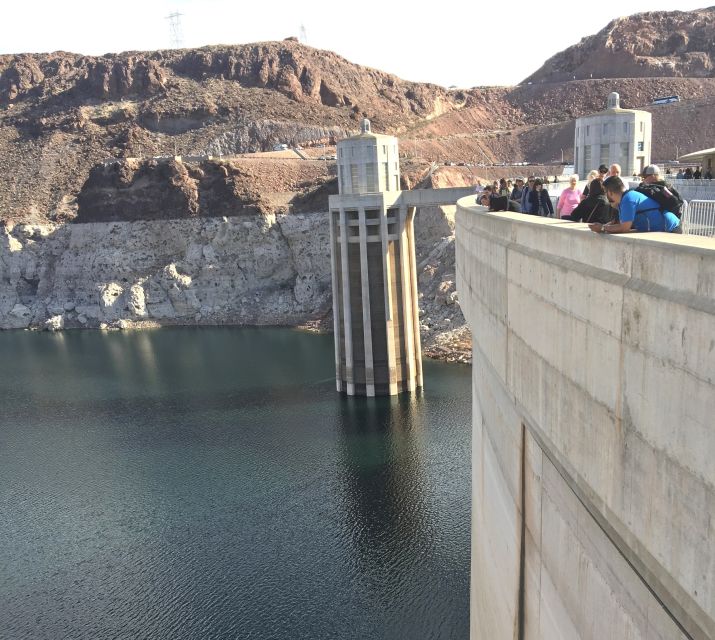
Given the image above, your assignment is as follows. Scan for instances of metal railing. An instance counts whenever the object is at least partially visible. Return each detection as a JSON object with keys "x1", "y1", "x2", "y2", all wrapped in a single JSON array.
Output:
[
  {"x1": 681, "y1": 200, "x2": 715, "y2": 237},
  {"x1": 670, "y1": 178, "x2": 714, "y2": 187}
]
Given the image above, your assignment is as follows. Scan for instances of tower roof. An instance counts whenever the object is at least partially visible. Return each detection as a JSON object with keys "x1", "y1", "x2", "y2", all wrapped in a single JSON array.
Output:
[{"x1": 341, "y1": 118, "x2": 396, "y2": 142}]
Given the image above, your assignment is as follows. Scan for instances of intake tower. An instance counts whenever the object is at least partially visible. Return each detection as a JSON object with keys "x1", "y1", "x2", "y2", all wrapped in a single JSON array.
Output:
[{"x1": 328, "y1": 119, "x2": 422, "y2": 396}]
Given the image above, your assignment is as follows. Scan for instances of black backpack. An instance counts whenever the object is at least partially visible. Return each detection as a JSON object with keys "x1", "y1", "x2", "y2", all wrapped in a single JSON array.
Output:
[
  {"x1": 635, "y1": 183, "x2": 684, "y2": 219},
  {"x1": 489, "y1": 195, "x2": 522, "y2": 213}
]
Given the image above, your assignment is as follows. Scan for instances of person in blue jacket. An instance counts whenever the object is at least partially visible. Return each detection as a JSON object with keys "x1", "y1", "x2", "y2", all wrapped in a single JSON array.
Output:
[
  {"x1": 589, "y1": 176, "x2": 682, "y2": 234},
  {"x1": 527, "y1": 178, "x2": 554, "y2": 216}
]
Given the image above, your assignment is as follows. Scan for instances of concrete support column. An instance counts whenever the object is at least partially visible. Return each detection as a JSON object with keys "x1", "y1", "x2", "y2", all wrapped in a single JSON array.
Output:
[
  {"x1": 399, "y1": 205, "x2": 417, "y2": 392},
  {"x1": 357, "y1": 207, "x2": 375, "y2": 396},
  {"x1": 381, "y1": 203, "x2": 398, "y2": 395},
  {"x1": 329, "y1": 210, "x2": 342, "y2": 392},
  {"x1": 338, "y1": 207, "x2": 354, "y2": 396},
  {"x1": 406, "y1": 206, "x2": 423, "y2": 388}
]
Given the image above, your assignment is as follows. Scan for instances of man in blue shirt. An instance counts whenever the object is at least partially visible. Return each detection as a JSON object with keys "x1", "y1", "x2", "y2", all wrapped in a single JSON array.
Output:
[{"x1": 589, "y1": 176, "x2": 682, "y2": 234}]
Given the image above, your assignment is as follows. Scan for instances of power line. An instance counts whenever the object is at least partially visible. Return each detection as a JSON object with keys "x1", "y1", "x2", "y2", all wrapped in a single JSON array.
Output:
[{"x1": 166, "y1": 11, "x2": 184, "y2": 49}]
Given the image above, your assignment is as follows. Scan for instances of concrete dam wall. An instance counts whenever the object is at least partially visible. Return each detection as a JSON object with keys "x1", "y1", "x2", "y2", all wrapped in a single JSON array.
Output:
[{"x1": 455, "y1": 203, "x2": 714, "y2": 639}]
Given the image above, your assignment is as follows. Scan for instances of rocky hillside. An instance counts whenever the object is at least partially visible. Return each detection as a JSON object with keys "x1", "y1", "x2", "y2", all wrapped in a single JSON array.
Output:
[
  {"x1": 0, "y1": 40, "x2": 465, "y2": 225},
  {"x1": 3, "y1": 8, "x2": 715, "y2": 226},
  {"x1": 409, "y1": 77, "x2": 715, "y2": 164},
  {"x1": 75, "y1": 157, "x2": 338, "y2": 222},
  {"x1": 524, "y1": 7, "x2": 715, "y2": 83}
]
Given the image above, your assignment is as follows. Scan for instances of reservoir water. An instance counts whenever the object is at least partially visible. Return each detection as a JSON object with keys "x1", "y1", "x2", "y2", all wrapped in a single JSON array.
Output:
[{"x1": 0, "y1": 327, "x2": 471, "y2": 640}]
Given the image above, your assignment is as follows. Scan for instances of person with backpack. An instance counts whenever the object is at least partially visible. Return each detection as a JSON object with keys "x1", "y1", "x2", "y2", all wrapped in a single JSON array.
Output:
[
  {"x1": 636, "y1": 165, "x2": 684, "y2": 219},
  {"x1": 589, "y1": 176, "x2": 681, "y2": 234}
]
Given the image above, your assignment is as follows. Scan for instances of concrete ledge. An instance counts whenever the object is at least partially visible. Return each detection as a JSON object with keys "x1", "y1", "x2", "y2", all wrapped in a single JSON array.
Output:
[{"x1": 457, "y1": 200, "x2": 715, "y2": 640}]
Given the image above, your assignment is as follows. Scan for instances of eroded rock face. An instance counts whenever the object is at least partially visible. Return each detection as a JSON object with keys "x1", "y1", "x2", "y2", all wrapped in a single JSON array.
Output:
[
  {"x1": 168, "y1": 41, "x2": 452, "y2": 115},
  {"x1": 0, "y1": 55, "x2": 45, "y2": 101},
  {"x1": 73, "y1": 158, "x2": 337, "y2": 223},
  {"x1": 0, "y1": 213, "x2": 332, "y2": 329},
  {"x1": 0, "y1": 206, "x2": 470, "y2": 361},
  {"x1": 84, "y1": 58, "x2": 167, "y2": 99}
]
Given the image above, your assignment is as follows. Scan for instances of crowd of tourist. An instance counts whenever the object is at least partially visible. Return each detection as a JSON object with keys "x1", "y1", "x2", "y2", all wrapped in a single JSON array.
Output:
[
  {"x1": 477, "y1": 162, "x2": 684, "y2": 234},
  {"x1": 670, "y1": 166, "x2": 712, "y2": 180}
]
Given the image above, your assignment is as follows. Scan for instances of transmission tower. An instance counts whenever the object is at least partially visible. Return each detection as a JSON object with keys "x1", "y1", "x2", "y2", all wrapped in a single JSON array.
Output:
[
  {"x1": 299, "y1": 24, "x2": 308, "y2": 45},
  {"x1": 166, "y1": 11, "x2": 184, "y2": 49}
]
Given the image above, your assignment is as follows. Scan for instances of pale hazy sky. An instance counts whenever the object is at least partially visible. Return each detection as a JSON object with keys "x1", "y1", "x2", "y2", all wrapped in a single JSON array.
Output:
[{"x1": 1, "y1": 0, "x2": 710, "y2": 87}]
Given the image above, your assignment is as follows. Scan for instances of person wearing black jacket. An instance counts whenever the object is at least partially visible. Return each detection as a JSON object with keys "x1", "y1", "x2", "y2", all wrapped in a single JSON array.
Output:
[
  {"x1": 563, "y1": 178, "x2": 612, "y2": 224},
  {"x1": 483, "y1": 194, "x2": 522, "y2": 212},
  {"x1": 527, "y1": 178, "x2": 554, "y2": 216}
]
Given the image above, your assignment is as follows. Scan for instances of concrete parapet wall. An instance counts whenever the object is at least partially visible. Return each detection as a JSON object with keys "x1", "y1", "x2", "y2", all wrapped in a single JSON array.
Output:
[{"x1": 455, "y1": 201, "x2": 714, "y2": 639}]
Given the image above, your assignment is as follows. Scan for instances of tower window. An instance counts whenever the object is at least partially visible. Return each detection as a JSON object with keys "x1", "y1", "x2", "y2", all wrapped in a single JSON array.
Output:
[
  {"x1": 366, "y1": 163, "x2": 378, "y2": 193},
  {"x1": 350, "y1": 164, "x2": 359, "y2": 192}
]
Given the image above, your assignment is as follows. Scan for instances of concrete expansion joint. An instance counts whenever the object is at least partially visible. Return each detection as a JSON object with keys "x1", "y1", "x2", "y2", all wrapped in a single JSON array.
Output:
[
  {"x1": 625, "y1": 425, "x2": 715, "y2": 495},
  {"x1": 624, "y1": 274, "x2": 715, "y2": 317}
]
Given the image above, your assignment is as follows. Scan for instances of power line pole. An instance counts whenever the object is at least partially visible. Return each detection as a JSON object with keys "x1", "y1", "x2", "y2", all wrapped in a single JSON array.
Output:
[
  {"x1": 299, "y1": 24, "x2": 308, "y2": 45},
  {"x1": 166, "y1": 12, "x2": 184, "y2": 49}
]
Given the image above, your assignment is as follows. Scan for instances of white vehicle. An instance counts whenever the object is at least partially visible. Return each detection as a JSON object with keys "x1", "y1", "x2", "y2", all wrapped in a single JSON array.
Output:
[{"x1": 651, "y1": 95, "x2": 680, "y2": 105}]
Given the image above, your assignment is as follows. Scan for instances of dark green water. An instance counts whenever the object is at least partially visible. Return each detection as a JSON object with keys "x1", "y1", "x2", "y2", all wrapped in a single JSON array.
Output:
[{"x1": 0, "y1": 327, "x2": 471, "y2": 640}]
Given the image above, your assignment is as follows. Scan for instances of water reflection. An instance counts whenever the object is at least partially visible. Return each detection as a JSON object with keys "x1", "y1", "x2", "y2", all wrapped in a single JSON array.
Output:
[
  {"x1": 0, "y1": 328, "x2": 470, "y2": 640},
  {"x1": 334, "y1": 393, "x2": 458, "y2": 637},
  {"x1": 337, "y1": 394, "x2": 432, "y2": 557}
]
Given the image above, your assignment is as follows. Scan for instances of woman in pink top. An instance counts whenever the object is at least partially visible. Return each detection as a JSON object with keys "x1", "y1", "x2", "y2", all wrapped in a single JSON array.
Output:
[{"x1": 557, "y1": 175, "x2": 582, "y2": 218}]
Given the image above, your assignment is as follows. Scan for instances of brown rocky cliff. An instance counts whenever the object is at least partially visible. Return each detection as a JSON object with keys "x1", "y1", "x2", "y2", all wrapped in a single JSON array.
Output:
[
  {"x1": 0, "y1": 40, "x2": 463, "y2": 225},
  {"x1": 74, "y1": 158, "x2": 336, "y2": 223},
  {"x1": 168, "y1": 41, "x2": 453, "y2": 118},
  {"x1": 0, "y1": 41, "x2": 458, "y2": 124},
  {"x1": 84, "y1": 58, "x2": 167, "y2": 99},
  {"x1": 523, "y1": 7, "x2": 715, "y2": 83}
]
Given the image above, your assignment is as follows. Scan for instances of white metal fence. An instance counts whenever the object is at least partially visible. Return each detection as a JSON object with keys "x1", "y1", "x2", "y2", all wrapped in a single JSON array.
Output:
[
  {"x1": 681, "y1": 200, "x2": 715, "y2": 237},
  {"x1": 671, "y1": 179, "x2": 714, "y2": 187}
]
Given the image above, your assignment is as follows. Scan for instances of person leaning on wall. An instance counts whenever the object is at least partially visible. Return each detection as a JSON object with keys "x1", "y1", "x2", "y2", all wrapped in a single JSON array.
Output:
[
  {"x1": 581, "y1": 169, "x2": 600, "y2": 200},
  {"x1": 564, "y1": 177, "x2": 611, "y2": 224},
  {"x1": 588, "y1": 176, "x2": 681, "y2": 235}
]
